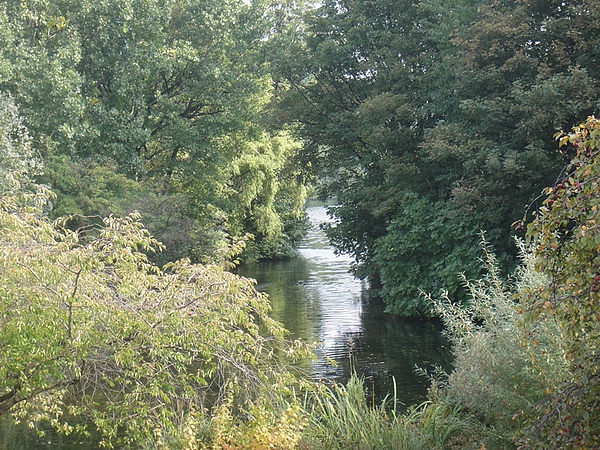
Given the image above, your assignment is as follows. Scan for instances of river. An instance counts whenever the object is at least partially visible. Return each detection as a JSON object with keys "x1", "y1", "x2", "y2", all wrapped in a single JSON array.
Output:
[
  {"x1": 237, "y1": 206, "x2": 452, "y2": 406},
  {"x1": 0, "y1": 206, "x2": 451, "y2": 448}
]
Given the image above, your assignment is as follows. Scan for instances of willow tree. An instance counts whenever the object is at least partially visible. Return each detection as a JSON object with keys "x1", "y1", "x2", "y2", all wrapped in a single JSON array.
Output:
[{"x1": 0, "y1": 96, "x2": 307, "y2": 447}]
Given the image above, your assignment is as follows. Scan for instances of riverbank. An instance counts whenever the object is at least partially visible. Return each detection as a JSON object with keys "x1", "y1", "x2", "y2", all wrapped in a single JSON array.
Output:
[{"x1": 1, "y1": 206, "x2": 576, "y2": 450}]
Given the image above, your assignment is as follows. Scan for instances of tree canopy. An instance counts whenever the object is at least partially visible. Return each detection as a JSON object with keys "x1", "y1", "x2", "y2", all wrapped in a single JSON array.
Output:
[
  {"x1": 0, "y1": 94, "x2": 307, "y2": 446},
  {"x1": 274, "y1": 0, "x2": 600, "y2": 314},
  {"x1": 0, "y1": 0, "x2": 308, "y2": 265}
]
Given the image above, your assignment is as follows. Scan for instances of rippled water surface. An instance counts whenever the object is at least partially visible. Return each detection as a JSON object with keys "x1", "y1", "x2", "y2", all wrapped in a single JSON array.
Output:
[{"x1": 238, "y1": 206, "x2": 452, "y2": 405}]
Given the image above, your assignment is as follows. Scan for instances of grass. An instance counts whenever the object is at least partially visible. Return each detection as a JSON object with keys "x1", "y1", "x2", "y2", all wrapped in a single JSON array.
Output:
[{"x1": 300, "y1": 376, "x2": 477, "y2": 450}]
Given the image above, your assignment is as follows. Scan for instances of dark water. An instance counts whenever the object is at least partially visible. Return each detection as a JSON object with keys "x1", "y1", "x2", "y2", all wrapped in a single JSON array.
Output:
[
  {"x1": 238, "y1": 206, "x2": 452, "y2": 406},
  {"x1": 0, "y1": 206, "x2": 451, "y2": 448},
  {"x1": 0, "y1": 423, "x2": 97, "y2": 450}
]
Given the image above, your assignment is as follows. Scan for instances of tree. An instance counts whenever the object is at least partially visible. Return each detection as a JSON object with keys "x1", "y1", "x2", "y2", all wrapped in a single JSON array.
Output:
[
  {"x1": 0, "y1": 94, "x2": 40, "y2": 181},
  {"x1": 0, "y1": 183, "x2": 307, "y2": 447},
  {"x1": 0, "y1": 99, "x2": 307, "y2": 447},
  {"x1": 373, "y1": 195, "x2": 481, "y2": 316},
  {"x1": 524, "y1": 116, "x2": 600, "y2": 448},
  {"x1": 0, "y1": 0, "x2": 308, "y2": 265},
  {"x1": 272, "y1": 0, "x2": 486, "y2": 313},
  {"x1": 226, "y1": 131, "x2": 309, "y2": 261},
  {"x1": 0, "y1": 0, "x2": 86, "y2": 158},
  {"x1": 275, "y1": 0, "x2": 600, "y2": 314}
]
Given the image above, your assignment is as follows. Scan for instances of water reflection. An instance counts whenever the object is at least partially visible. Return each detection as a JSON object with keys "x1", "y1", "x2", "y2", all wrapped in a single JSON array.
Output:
[
  {"x1": 0, "y1": 418, "x2": 98, "y2": 450},
  {"x1": 238, "y1": 206, "x2": 452, "y2": 406}
]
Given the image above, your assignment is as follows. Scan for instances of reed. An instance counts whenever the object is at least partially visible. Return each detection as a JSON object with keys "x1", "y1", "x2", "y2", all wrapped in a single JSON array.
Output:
[{"x1": 301, "y1": 376, "x2": 473, "y2": 450}]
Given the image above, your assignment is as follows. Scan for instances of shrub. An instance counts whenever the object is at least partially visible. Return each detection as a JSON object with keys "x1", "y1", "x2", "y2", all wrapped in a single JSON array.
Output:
[
  {"x1": 523, "y1": 116, "x2": 600, "y2": 448},
  {"x1": 428, "y1": 240, "x2": 569, "y2": 447},
  {"x1": 0, "y1": 170, "x2": 311, "y2": 447}
]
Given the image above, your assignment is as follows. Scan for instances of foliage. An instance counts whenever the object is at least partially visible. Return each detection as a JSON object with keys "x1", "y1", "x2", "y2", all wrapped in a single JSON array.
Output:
[
  {"x1": 0, "y1": 173, "x2": 309, "y2": 447},
  {"x1": 0, "y1": 94, "x2": 41, "y2": 181},
  {"x1": 429, "y1": 239, "x2": 569, "y2": 447},
  {"x1": 274, "y1": 0, "x2": 600, "y2": 314},
  {"x1": 523, "y1": 116, "x2": 600, "y2": 448},
  {"x1": 0, "y1": 0, "x2": 86, "y2": 157},
  {"x1": 300, "y1": 376, "x2": 474, "y2": 450},
  {"x1": 0, "y1": 0, "x2": 308, "y2": 264},
  {"x1": 201, "y1": 395, "x2": 307, "y2": 450},
  {"x1": 373, "y1": 194, "x2": 481, "y2": 316},
  {"x1": 226, "y1": 130, "x2": 309, "y2": 261},
  {"x1": 40, "y1": 156, "x2": 229, "y2": 266}
]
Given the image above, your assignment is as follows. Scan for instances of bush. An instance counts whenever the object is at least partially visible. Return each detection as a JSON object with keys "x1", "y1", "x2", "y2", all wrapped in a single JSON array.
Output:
[
  {"x1": 0, "y1": 169, "x2": 311, "y2": 447},
  {"x1": 522, "y1": 116, "x2": 600, "y2": 448},
  {"x1": 429, "y1": 240, "x2": 569, "y2": 447}
]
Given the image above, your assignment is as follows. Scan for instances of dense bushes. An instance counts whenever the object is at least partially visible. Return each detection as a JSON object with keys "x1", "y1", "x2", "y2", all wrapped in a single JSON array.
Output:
[{"x1": 429, "y1": 241, "x2": 569, "y2": 448}]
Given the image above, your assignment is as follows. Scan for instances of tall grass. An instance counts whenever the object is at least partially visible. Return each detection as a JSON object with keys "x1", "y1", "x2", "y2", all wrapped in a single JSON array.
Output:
[{"x1": 301, "y1": 376, "x2": 476, "y2": 450}]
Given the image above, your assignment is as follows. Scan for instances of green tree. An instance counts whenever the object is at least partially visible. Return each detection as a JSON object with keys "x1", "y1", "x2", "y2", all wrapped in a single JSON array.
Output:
[
  {"x1": 0, "y1": 96, "x2": 307, "y2": 447},
  {"x1": 226, "y1": 131, "x2": 308, "y2": 261},
  {"x1": 524, "y1": 116, "x2": 600, "y2": 448},
  {"x1": 0, "y1": 0, "x2": 86, "y2": 157},
  {"x1": 0, "y1": 94, "x2": 40, "y2": 180},
  {"x1": 0, "y1": 177, "x2": 307, "y2": 448},
  {"x1": 374, "y1": 195, "x2": 481, "y2": 316},
  {"x1": 275, "y1": 0, "x2": 600, "y2": 314},
  {"x1": 435, "y1": 0, "x2": 600, "y2": 242},
  {"x1": 65, "y1": 0, "x2": 295, "y2": 261},
  {"x1": 273, "y1": 0, "x2": 485, "y2": 313},
  {"x1": 0, "y1": 0, "x2": 309, "y2": 264}
]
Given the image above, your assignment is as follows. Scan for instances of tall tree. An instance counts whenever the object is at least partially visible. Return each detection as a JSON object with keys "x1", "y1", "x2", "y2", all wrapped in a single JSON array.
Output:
[
  {"x1": 0, "y1": 0, "x2": 86, "y2": 155},
  {"x1": 0, "y1": 0, "x2": 308, "y2": 263},
  {"x1": 273, "y1": 0, "x2": 483, "y2": 314},
  {"x1": 276, "y1": 0, "x2": 600, "y2": 315}
]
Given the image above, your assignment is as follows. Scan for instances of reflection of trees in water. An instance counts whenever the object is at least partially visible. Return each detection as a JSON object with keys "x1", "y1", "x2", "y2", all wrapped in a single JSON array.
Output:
[
  {"x1": 321, "y1": 300, "x2": 453, "y2": 407},
  {"x1": 239, "y1": 257, "x2": 317, "y2": 341},
  {"x1": 239, "y1": 207, "x2": 452, "y2": 408}
]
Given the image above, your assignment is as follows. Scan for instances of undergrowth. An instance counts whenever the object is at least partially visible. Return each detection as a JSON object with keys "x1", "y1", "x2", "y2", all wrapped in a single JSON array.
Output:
[
  {"x1": 428, "y1": 240, "x2": 569, "y2": 448},
  {"x1": 142, "y1": 240, "x2": 568, "y2": 449}
]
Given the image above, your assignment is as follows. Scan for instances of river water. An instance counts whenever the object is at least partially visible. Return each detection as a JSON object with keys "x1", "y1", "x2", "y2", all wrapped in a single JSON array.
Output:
[
  {"x1": 0, "y1": 206, "x2": 451, "y2": 448},
  {"x1": 237, "y1": 206, "x2": 452, "y2": 406}
]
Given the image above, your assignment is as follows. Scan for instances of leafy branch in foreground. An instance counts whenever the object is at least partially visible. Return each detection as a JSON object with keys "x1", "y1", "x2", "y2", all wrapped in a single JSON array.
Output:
[
  {"x1": 0, "y1": 175, "x2": 310, "y2": 447},
  {"x1": 523, "y1": 116, "x2": 600, "y2": 449}
]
